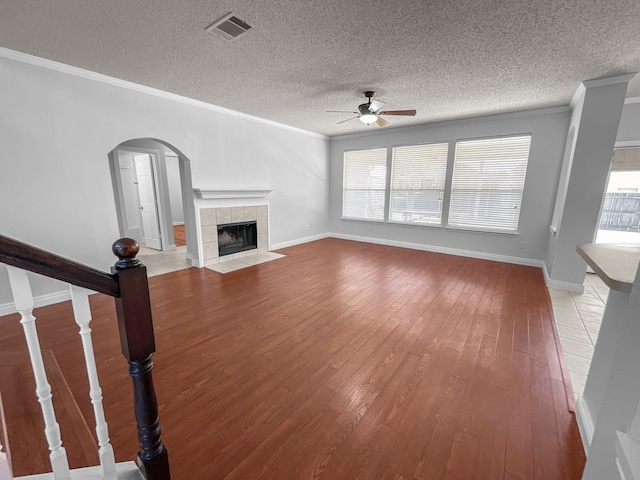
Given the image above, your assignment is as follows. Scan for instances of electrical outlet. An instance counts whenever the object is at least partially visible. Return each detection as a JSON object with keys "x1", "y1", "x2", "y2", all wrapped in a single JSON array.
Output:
[
  {"x1": 519, "y1": 241, "x2": 526, "y2": 249},
  {"x1": 304, "y1": 225, "x2": 310, "y2": 231}
]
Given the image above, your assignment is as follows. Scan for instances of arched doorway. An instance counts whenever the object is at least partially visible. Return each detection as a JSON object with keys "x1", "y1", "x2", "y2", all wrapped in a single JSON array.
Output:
[{"x1": 108, "y1": 138, "x2": 198, "y2": 274}]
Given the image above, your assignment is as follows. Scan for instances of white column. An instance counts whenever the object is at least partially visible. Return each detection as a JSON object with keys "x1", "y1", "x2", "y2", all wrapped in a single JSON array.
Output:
[
  {"x1": 545, "y1": 73, "x2": 635, "y2": 290},
  {"x1": 581, "y1": 266, "x2": 640, "y2": 479},
  {"x1": 69, "y1": 286, "x2": 116, "y2": 480},
  {"x1": 6, "y1": 267, "x2": 70, "y2": 480}
]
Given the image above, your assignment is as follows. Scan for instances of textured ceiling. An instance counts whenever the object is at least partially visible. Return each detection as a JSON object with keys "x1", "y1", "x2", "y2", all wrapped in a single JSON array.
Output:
[{"x1": 1, "y1": 0, "x2": 639, "y2": 136}]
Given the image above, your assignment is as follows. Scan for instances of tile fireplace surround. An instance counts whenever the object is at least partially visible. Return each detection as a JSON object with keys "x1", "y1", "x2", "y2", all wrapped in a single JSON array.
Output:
[{"x1": 198, "y1": 204, "x2": 269, "y2": 267}]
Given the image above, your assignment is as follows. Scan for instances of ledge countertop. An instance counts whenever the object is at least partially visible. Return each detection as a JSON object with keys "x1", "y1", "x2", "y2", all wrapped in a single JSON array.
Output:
[{"x1": 576, "y1": 243, "x2": 640, "y2": 293}]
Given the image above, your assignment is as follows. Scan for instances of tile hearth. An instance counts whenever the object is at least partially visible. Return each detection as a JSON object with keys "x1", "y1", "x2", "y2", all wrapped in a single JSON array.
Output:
[{"x1": 206, "y1": 251, "x2": 285, "y2": 274}]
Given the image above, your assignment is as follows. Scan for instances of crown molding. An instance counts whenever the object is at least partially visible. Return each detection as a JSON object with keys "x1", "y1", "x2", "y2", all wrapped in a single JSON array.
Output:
[
  {"x1": 331, "y1": 105, "x2": 570, "y2": 141},
  {"x1": 0, "y1": 47, "x2": 327, "y2": 140},
  {"x1": 582, "y1": 73, "x2": 638, "y2": 89},
  {"x1": 570, "y1": 73, "x2": 638, "y2": 109}
]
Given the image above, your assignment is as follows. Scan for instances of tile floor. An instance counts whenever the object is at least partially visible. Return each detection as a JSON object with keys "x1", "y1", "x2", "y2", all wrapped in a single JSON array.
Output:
[
  {"x1": 137, "y1": 245, "x2": 285, "y2": 276},
  {"x1": 138, "y1": 245, "x2": 192, "y2": 277},
  {"x1": 548, "y1": 273, "x2": 609, "y2": 399}
]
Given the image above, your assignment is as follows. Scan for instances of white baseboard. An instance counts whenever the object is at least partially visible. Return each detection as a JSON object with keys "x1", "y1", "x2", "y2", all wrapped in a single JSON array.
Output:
[
  {"x1": 328, "y1": 233, "x2": 544, "y2": 268},
  {"x1": 0, "y1": 290, "x2": 71, "y2": 317},
  {"x1": 542, "y1": 262, "x2": 585, "y2": 293},
  {"x1": 271, "y1": 233, "x2": 330, "y2": 250},
  {"x1": 576, "y1": 395, "x2": 595, "y2": 453},
  {"x1": 16, "y1": 461, "x2": 144, "y2": 479}
]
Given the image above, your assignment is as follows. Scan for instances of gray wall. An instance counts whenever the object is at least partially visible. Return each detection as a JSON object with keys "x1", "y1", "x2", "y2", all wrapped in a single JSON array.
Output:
[
  {"x1": 0, "y1": 55, "x2": 329, "y2": 306},
  {"x1": 328, "y1": 109, "x2": 571, "y2": 265},
  {"x1": 618, "y1": 102, "x2": 640, "y2": 143}
]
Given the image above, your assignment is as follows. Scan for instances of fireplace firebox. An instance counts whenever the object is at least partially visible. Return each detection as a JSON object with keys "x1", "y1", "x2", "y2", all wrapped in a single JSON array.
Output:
[{"x1": 218, "y1": 221, "x2": 258, "y2": 257}]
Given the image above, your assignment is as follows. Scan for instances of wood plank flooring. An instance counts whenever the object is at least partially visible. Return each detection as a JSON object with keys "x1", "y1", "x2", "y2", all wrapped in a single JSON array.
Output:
[
  {"x1": 173, "y1": 224, "x2": 186, "y2": 247},
  {"x1": 0, "y1": 238, "x2": 585, "y2": 479}
]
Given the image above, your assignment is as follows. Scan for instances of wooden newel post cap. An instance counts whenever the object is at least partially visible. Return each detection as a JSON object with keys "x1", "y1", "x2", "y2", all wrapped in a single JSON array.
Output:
[{"x1": 113, "y1": 238, "x2": 141, "y2": 270}]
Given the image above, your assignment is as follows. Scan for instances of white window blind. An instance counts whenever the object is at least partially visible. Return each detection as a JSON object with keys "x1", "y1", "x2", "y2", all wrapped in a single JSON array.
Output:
[
  {"x1": 389, "y1": 143, "x2": 448, "y2": 224},
  {"x1": 449, "y1": 135, "x2": 532, "y2": 232},
  {"x1": 343, "y1": 148, "x2": 388, "y2": 220}
]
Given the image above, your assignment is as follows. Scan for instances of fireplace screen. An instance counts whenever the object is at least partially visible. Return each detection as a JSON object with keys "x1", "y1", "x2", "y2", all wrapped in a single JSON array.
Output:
[{"x1": 218, "y1": 221, "x2": 258, "y2": 257}]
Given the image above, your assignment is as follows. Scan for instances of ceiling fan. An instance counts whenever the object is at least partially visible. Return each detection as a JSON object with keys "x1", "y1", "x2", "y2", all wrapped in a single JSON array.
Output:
[{"x1": 328, "y1": 91, "x2": 417, "y2": 126}]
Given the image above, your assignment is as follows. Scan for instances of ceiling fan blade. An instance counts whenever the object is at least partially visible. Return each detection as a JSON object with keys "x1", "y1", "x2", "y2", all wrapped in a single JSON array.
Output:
[
  {"x1": 327, "y1": 110, "x2": 358, "y2": 114},
  {"x1": 369, "y1": 99, "x2": 385, "y2": 113},
  {"x1": 378, "y1": 109, "x2": 417, "y2": 116},
  {"x1": 376, "y1": 117, "x2": 389, "y2": 127},
  {"x1": 336, "y1": 116, "x2": 359, "y2": 125}
]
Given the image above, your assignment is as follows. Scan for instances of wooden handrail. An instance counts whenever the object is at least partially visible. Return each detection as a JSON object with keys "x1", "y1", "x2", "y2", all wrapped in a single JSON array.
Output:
[{"x1": 0, "y1": 234, "x2": 120, "y2": 297}]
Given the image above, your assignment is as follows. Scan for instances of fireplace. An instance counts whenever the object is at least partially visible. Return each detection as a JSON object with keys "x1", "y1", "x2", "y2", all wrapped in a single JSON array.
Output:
[
  {"x1": 218, "y1": 221, "x2": 257, "y2": 257},
  {"x1": 197, "y1": 204, "x2": 269, "y2": 267}
]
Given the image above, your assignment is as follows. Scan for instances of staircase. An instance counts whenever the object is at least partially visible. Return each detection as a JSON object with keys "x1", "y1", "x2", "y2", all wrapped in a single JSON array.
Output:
[{"x1": 0, "y1": 235, "x2": 170, "y2": 480}]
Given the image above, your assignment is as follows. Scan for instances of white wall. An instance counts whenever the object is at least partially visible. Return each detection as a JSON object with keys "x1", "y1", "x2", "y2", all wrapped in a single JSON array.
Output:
[
  {"x1": 0, "y1": 53, "x2": 329, "y2": 307},
  {"x1": 328, "y1": 108, "x2": 571, "y2": 265},
  {"x1": 165, "y1": 155, "x2": 184, "y2": 224}
]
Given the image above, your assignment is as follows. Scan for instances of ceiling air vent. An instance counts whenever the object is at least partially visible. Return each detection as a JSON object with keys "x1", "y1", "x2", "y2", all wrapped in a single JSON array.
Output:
[{"x1": 206, "y1": 13, "x2": 252, "y2": 42}]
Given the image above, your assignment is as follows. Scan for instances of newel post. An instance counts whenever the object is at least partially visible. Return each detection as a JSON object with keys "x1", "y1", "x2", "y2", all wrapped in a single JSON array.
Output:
[{"x1": 112, "y1": 239, "x2": 170, "y2": 480}]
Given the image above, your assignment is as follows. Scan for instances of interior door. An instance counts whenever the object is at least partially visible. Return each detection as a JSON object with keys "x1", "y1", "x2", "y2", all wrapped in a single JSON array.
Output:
[{"x1": 134, "y1": 153, "x2": 162, "y2": 250}]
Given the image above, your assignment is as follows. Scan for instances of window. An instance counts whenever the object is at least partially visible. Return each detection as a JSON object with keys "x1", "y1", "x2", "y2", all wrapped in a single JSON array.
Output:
[
  {"x1": 342, "y1": 148, "x2": 388, "y2": 220},
  {"x1": 389, "y1": 143, "x2": 448, "y2": 225},
  {"x1": 449, "y1": 135, "x2": 531, "y2": 232}
]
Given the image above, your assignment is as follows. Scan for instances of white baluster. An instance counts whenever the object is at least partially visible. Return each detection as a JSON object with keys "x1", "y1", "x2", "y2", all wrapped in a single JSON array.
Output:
[
  {"x1": 6, "y1": 267, "x2": 70, "y2": 480},
  {"x1": 69, "y1": 285, "x2": 117, "y2": 480},
  {"x1": 0, "y1": 449, "x2": 11, "y2": 480},
  {"x1": 0, "y1": 391, "x2": 13, "y2": 480}
]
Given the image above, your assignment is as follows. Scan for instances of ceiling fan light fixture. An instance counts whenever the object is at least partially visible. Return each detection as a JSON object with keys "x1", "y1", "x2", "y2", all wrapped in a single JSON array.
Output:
[{"x1": 360, "y1": 113, "x2": 378, "y2": 124}]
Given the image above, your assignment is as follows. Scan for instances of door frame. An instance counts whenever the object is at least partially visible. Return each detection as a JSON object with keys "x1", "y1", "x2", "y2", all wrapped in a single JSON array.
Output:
[
  {"x1": 133, "y1": 152, "x2": 163, "y2": 250},
  {"x1": 594, "y1": 140, "x2": 640, "y2": 243},
  {"x1": 109, "y1": 145, "x2": 169, "y2": 250},
  {"x1": 108, "y1": 138, "x2": 199, "y2": 265}
]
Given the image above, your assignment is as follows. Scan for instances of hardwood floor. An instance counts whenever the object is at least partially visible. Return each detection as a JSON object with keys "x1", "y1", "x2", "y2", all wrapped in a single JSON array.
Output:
[
  {"x1": 173, "y1": 224, "x2": 186, "y2": 247},
  {"x1": 0, "y1": 238, "x2": 585, "y2": 479}
]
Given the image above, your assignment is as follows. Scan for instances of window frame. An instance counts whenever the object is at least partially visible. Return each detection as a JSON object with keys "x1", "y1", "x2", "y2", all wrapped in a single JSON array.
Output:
[
  {"x1": 446, "y1": 134, "x2": 532, "y2": 234},
  {"x1": 339, "y1": 132, "x2": 533, "y2": 236},
  {"x1": 388, "y1": 141, "x2": 449, "y2": 227},
  {"x1": 341, "y1": 147, "x2": 389, "y2": 222}
]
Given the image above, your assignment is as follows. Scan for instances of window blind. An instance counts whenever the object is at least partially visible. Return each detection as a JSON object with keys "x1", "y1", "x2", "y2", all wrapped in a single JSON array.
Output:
[
  {"x1": 449, "y1": 135, "x2": 531, "y2": 232},
  {"x1": 389, "y1": 143, "x2": 448, "y2": 224},
  {"x1": 343, "y1": 148, "x2": 388, "y2": 220}
]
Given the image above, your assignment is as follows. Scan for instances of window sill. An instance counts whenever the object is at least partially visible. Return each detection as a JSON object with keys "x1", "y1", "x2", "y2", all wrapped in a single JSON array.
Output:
[
  {"x1": 341, "y1": 217, "x2": 385, "y2": 223},
  {"x1": 339, "y1": 218, "x2": 519, "y2": 236},
  {"x1": 445, "y1": 225, "x2": 519, "y2": 236},
  {"x1": 387, "y1": 220, "x2": 443, "y2": 229}
]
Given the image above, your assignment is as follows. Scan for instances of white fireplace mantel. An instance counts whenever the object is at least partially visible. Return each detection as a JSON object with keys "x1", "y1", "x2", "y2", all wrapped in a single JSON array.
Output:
[{"x1": 193, "y1": 188, "x2": 272, "y2": 200}]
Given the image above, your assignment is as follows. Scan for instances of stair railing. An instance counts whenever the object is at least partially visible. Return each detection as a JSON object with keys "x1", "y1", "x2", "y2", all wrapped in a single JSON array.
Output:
[{"x1": 0, "y1": 235, "x2": 170, "y2": 480}]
